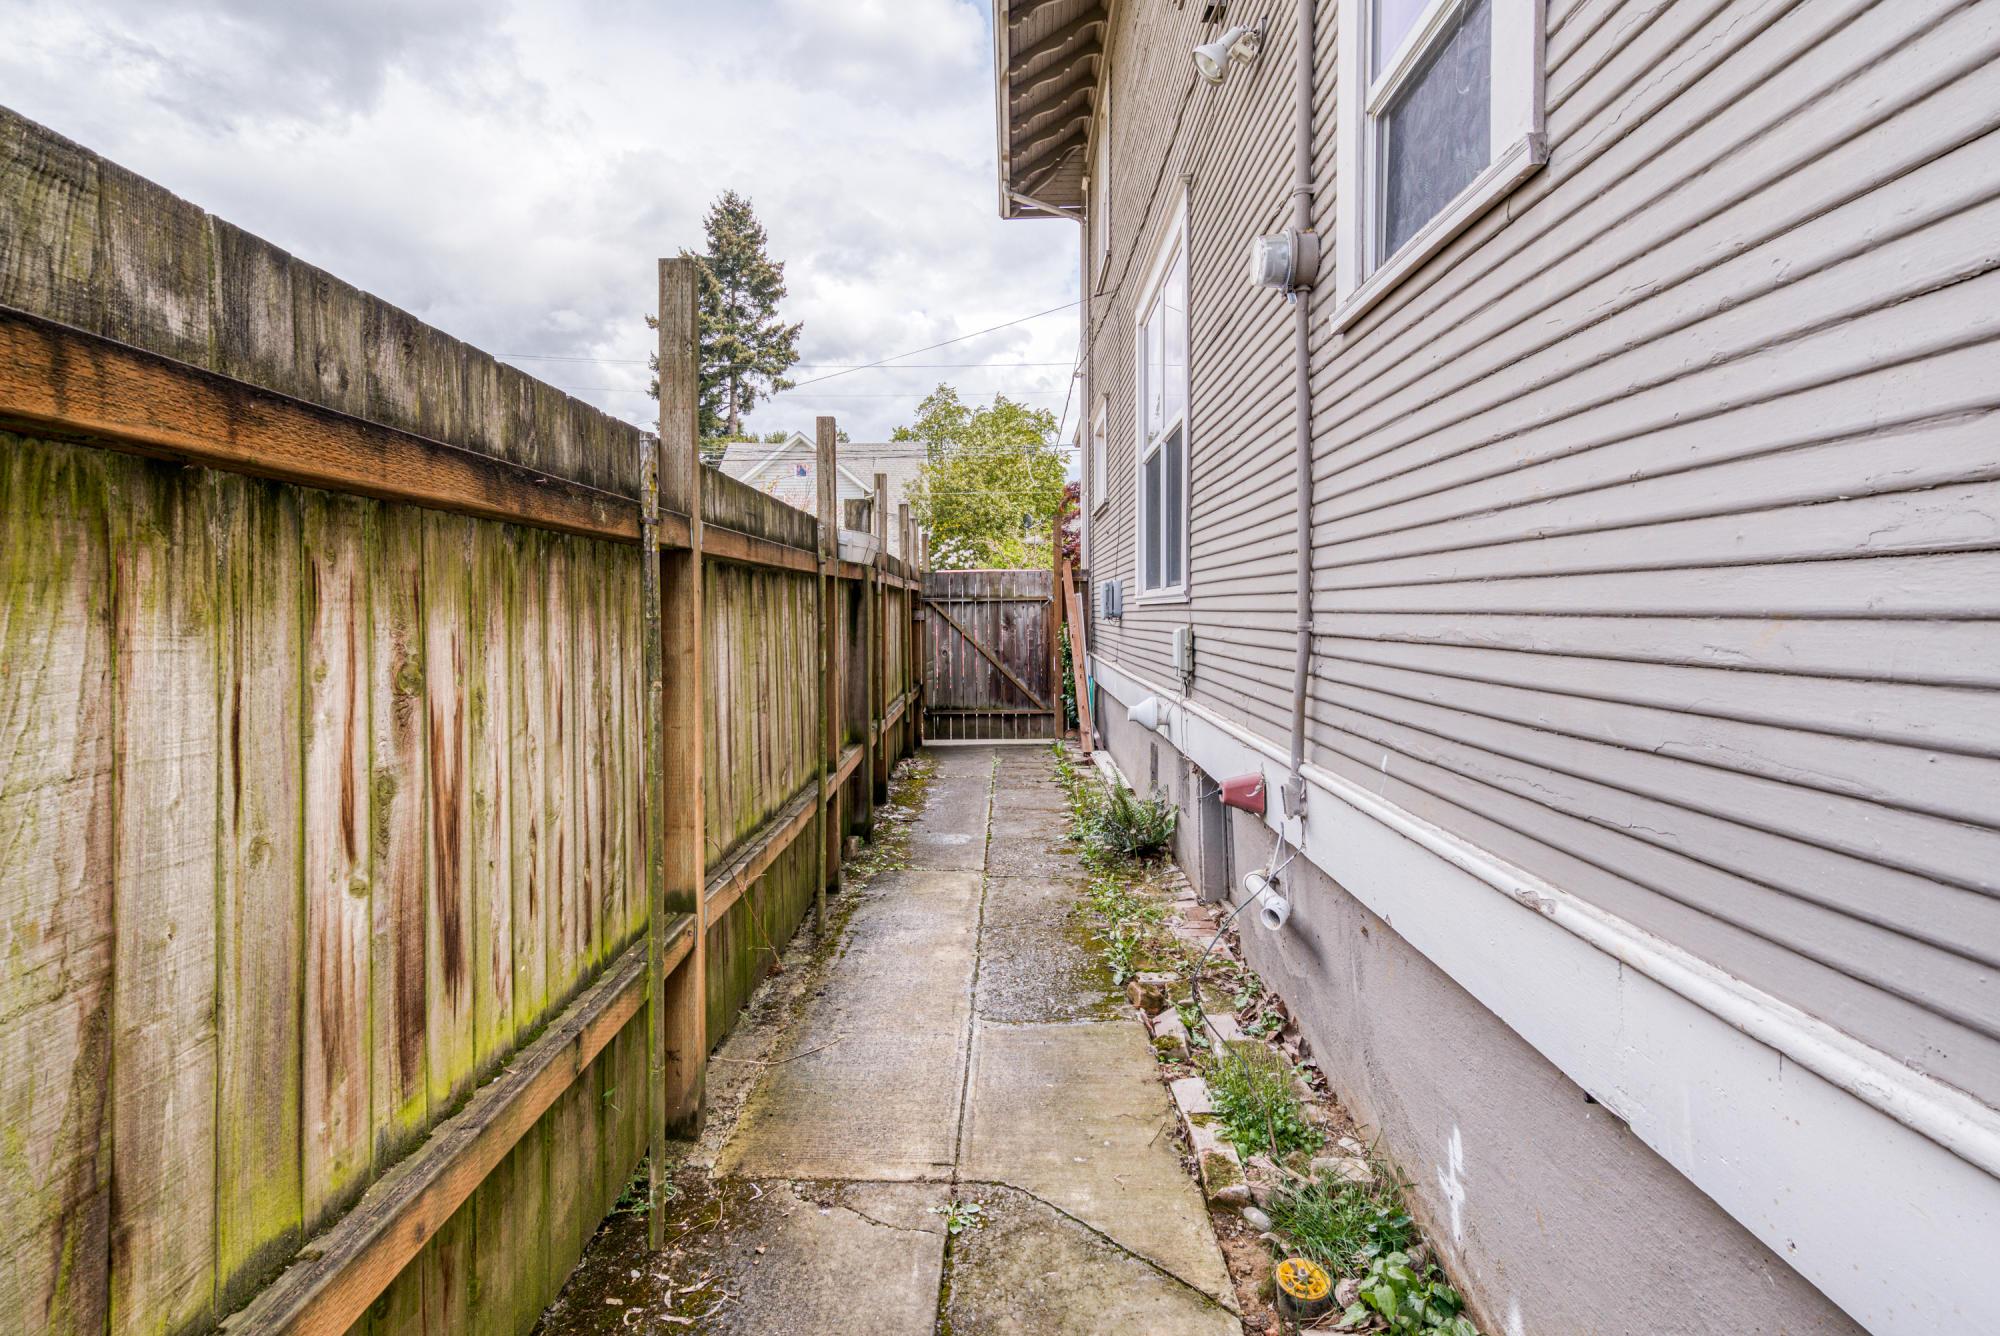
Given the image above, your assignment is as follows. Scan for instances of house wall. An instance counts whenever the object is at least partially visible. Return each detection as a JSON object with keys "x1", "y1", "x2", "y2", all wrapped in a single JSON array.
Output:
[
  {"x1": 719, "y1": 438, "x2": 922, "y2": 559},
  {"x1": 1099, "y1": 687, "x2": 1864, "y2": 1336},
  {"x1": 1077, "y1": 0, "x2": 2000, "y2": 1331}
]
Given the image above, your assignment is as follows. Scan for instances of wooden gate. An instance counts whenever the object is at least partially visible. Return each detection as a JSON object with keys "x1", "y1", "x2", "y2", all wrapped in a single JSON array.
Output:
[{"x1": 921, "y1": 569, "x2": 1059, "y2": 740}]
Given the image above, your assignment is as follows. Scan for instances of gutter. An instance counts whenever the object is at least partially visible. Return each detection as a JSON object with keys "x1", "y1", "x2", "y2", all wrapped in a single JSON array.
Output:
[{"x1": 1284, "y1": 0, "x2": 1318, "y2": 819}]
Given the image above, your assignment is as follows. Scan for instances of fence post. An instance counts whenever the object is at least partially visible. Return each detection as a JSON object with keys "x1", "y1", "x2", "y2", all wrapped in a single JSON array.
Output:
[
  {"x1": 815, "y1": 417, "x2": 839, "y2": 926},
  {"x1": 912, "y1": 518, "x2": 927, "y2": 748},
  {"x1": 641, "y1": 415, "x2": 667, "y2": 1246},
  {"x1": 899, "y1": 502, "x2": 914, "y2": 756},
  {"x1": 656, "y1": 257, "x2": 706, "y2": 1144},
  {"x1": 855, "y1": 479, "x2": 877, "y2": 839},
  {"x1": 871, "y1": 473, "x2": 890, "y2": 803},
  {"x1": 1051, "y1": 511, "x2": 1066, "y2": 741}
]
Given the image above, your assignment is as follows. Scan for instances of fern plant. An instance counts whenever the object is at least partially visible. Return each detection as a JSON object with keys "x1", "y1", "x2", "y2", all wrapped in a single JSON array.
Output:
[{"x1": 1084, "y1": 783, "x2": 1177, "y2": 859}]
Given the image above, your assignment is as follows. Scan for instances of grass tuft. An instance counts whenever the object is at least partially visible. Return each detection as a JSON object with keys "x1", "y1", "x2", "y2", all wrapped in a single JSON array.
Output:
[
  {"x1": 1204, "y1": 1042, "x2": 1321, "y2": 1162},
  {"x1": 1267, "y1": 1165, "x2": 1416, "y2": 1270}
]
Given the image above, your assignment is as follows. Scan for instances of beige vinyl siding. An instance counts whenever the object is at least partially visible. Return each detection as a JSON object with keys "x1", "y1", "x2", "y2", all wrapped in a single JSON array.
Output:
[
  {"x1": 1298, "y1": 0, "x2": 2000, "y2": 1104},
  {"x1": 1086, "y1": 0, "x2": 2000, "y2": 1103},
  {"x1": 1088, "y1": 0, "x2": 1324, "y2": 746}
]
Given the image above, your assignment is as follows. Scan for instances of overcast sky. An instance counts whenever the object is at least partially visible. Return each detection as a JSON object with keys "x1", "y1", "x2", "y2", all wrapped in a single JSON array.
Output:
[{"x1": 0, "y1": 0, "x2": 1083, "y2": 444}]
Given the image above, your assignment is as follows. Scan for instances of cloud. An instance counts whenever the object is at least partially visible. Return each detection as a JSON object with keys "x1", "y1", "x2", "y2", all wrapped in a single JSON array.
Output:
[{"x1": 0, "y1": 0, "x2": 1080, "y2": 442}]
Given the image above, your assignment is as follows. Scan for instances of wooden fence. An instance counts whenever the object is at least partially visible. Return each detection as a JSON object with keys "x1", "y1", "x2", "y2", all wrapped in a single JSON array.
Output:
[
  {"x1": 920, "y1": 569, "x2": 1060, "y2": 741},
  {"x1": 0, "y1": 109, "x2": 922, "y2": 1336}
]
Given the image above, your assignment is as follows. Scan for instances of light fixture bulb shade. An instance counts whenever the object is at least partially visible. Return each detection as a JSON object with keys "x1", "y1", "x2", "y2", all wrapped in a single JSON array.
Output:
[
  {"x1": 1193, "y1": 25, "x2": 1256, "y2": 82},
  {"x1": 1130, "y1": 695, "x2": 1163, "y2": 731}
]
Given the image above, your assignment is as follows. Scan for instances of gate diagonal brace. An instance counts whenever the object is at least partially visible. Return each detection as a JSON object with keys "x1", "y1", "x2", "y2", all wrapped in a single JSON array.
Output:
[{"x1": 923, "y1": 597, "x2": 1051, "y2": 711}]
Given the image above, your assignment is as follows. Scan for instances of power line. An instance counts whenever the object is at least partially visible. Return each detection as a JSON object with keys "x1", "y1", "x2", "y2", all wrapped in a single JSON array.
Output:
[
  {"x1": 552, "y1": 386, "x2": 1067, "y2": 398},
  {"x1": 783, "y1": 302, "x2": 1080, "y2": 389},
  {"x1": 498, "y1": 354, "x2": 1075, "y2": 369}
]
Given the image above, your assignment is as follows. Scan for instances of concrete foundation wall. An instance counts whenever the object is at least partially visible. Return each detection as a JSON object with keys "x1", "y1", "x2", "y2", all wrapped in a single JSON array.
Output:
[{"x1": 1096, "y1": 692, "x2": 1864, "y2": 1336}]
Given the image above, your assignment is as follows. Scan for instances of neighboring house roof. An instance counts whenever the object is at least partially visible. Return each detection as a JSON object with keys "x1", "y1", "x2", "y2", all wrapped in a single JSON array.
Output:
[{"x1": 717, "y1": 433, "x2": 926, "y2": 556}]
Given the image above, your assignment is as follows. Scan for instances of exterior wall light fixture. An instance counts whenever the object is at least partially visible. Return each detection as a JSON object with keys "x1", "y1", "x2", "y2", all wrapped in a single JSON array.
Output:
[{"x1": 1194, "y1": 21, "x2": 1266, "y2": 83}]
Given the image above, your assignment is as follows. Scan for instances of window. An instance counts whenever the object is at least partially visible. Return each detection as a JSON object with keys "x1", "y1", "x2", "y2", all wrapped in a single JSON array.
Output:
[
  {"x1": 1134, "y1": 204, "x2": 1188, "y2": 598},
  {"x1": 1090, "y1": 398, "x2": 1109, "y2": 514},
  {"x1": 1333, "y1": 0, "x2": 1545, "y2": 326}
]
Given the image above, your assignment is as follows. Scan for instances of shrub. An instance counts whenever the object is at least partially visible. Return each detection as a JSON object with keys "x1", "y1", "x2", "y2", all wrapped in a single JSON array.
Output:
[{"x1": 1339, "y1": 1251, "x2": 1481, "y2": 1335}]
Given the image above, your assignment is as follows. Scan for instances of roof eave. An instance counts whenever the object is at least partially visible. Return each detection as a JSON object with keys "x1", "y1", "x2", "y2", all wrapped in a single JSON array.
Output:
[
  {"x1": 993, "y1": 0, "x2": 1101, "y2": 222},
  {"x1": 993, "y1": 0, "x2": 1024, "y2": 220}
]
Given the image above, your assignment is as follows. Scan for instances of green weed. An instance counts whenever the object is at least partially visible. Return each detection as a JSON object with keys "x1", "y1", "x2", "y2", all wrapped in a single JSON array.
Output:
[
  {"x1": 1267, "y1": 1172, "x2": 1416, "y2": 1271},
  {"x1": 1099, "y1": 924, "x2": 1143, "y2": 985},
  {"x1": 931, "y1": 1200, "x2": 987, "y2": 1235},
  {"x1": 1083, "y1": 873, "x2": 1166, "y2": 927},
  {"x1": 1204, "y1": 1043, "x2": 1321, "y2": 1162},
  {"x1": 1339, "y1": 1251, "x2": 1481, "y2": 1335}
]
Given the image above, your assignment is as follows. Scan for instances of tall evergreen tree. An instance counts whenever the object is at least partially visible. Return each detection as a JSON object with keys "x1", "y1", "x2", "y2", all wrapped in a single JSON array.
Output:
[
  {"x1": 649, "y1": 192, "x2": 804, "y2": 439},
  {"x1": 648, "y1": 191, "x2": 803, "y2": 438}
]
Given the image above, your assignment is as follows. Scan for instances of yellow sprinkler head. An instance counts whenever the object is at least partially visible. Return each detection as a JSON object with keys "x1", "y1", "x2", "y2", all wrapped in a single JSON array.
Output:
[{"x1": 1274, "y1": 1256, "x2": 1335, "y2": 1322}]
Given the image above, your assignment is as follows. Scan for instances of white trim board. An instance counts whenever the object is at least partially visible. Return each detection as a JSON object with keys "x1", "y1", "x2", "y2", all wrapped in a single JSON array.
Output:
[{"x1": 1090, "y1": 653, "x2": 2000, "y2": 1335}]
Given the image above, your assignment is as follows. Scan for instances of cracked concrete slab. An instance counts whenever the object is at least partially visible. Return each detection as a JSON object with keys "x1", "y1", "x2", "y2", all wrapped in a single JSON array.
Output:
[
  {"x1": 554, "y1": 745, "x2": 1237, "y2": 1336},
  {"x1": 975, "y1": 875, "x2": 1121, "y2": 1024},
  {"x1": 961, "y1": 1019, "x2": 1237, "y2": 1306},
  {"x1": 991, "y1": 778, "x2": 1072, "y2": 813},
  {"x1": 552, "y1": 1178, "x2": 950, "y2": 1336},
  {"x1": 715, "y1": 867, "x2": 983, "y2": 1180},
  {"x1": 985, "y1": 837, "x2": 1090, "y2": 879},
  {"x1": 905, "y1": 773, "x2": 993, "y2": 870},
  {"x1": 943, "y1": 1185, "x2": 1239, "y2": 1336},
  {"x1": 988, "y1": 809, "x2": 1081, "y2": 845}
]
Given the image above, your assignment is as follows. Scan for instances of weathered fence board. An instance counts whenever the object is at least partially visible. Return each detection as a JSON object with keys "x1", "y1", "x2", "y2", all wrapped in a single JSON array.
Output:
[
  {"x1": 302, "y1": 490, "x2": 375, "y2": 1238},
  {"x1": 366, "y1": 503, "x2": 430, "y2": 1170},
  {"x1": 423, "y1": 512, "x2": 477, "y2": 1117},
  {"x1": 215, "y1": 474, "x2": 305, "y2": 1313},
  {"x1": 109, "y1": 453, "x2": 222, "y2": 1336},
  {"x1": 510, "y1": 529, "x2": 550, "y2": 1042},
  {"x1": 0, "y1": 438, "x2": 115, "y2": 1336}
]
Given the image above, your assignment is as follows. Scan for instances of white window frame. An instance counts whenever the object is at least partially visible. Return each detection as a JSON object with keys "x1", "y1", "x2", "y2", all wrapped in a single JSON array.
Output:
[
  {"x1": 1332, "y1": 0, "x2": 1547, "y2": 330},
  {"x1": 1131, "y1": 195, "x2": 1190, "y2": 603},
  {"x1": 1090, "y1": 397, "x2": 1109, "y2": 515}
]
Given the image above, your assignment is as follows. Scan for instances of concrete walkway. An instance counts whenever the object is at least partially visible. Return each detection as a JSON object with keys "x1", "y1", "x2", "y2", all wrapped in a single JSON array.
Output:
[{"x1": 539, "y1": 745, "x2": 1237, "y2": 1335}]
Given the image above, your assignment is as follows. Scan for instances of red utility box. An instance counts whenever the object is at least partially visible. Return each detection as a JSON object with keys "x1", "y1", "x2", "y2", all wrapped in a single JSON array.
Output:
[{"x1": 1219, "y1": 772, "x2": 1265, "y2": 816}]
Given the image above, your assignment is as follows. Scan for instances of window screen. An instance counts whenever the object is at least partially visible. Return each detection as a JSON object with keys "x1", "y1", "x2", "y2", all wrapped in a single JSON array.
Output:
[{"x1": 1379, "y1": 0, "x2": 1493, "y2": 259}]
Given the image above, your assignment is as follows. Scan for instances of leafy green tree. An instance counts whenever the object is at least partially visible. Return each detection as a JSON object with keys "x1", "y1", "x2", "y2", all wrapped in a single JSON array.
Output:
[
  {"x1": 648, "y1": 190, "x2": 802, "y2": 437},
  {"x1": 901, "y1": 386, "x2": 1067, "y2": 569}
]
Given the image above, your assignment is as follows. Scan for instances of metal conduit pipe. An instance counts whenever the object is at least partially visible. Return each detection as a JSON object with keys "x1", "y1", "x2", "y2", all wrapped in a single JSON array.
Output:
[{"x1": 1283, "y1": 0, "x2": 1318, "y2": 821}]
